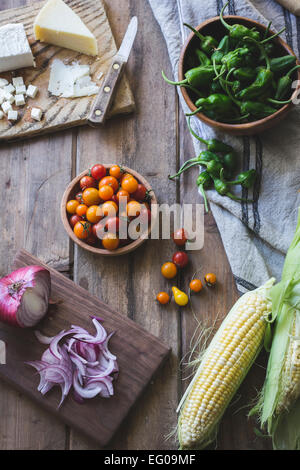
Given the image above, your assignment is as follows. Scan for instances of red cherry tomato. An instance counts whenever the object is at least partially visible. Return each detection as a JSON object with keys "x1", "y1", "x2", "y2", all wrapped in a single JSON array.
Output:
[
  {"x1": 131, "y1": 184, "x2": 147, "y2": 201},
  {"x1": 91, "y1": 164, "x2": 106, "y2": 180},
  {"x1": 105, "y1": 216, "x2": 120, "y2": 233},
  {"x1": 172, "y1": 228, "x2": 189, "y2": 246},
  {"x1": 172, "y1": 251, "x2": 189, "y2": 268},
  {"x1": 140, "y1": 207, "x2": 151, "y2": 223},
  {"x1": 69, "y1": 214, "x2": 83, "y2": 228},
  {"x1": 80, "y1": 175, "x2": 98, "y2": 190},
  {"x1": 75, "y1": 191, "x2": 84, "y2": 204}
]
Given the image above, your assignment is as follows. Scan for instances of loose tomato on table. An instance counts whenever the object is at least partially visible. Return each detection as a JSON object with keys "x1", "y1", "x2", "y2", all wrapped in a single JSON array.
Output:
[
  {"x1": 161, "y1": 262, "x2": 177, "y2": 279},
  {"x1": 172, "y1": 251, "x2": 189, "y2": 268},
  {"x1": 82, "y1": 187, "x2": 101, "y2": 206},
  {"x1": 99, "y1": 176, "x2": 119, "y2": 193},
  {"x1": 73, "y1": 221, "x2": 92, "y2": 240},
  {"x1": 156, "y1": 292, "x2": 170, "y2": 305},
  {"x1": 172, "y1": 228, "x2": 189, "y2": 246},
  {"x1": 91, "y1": 164, "x2": 106, "y2": 181},
  {"x1": 189, "y1": 279, "x2": 203, "y2": 293},
  {"x1": 80, "y1": 175, "x2": 97, "y2": 190},
  {"x1": 66, "y1": 199, "x2": 79, "y2": 214},
  {"x1": 205, "y1": 273, "x2": 217, "y2": 287}
]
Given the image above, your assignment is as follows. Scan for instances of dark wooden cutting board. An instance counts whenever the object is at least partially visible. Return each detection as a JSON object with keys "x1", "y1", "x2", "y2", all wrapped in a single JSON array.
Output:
[{"x1": 0, "y1": 250, "x2": 170, "y2": 447}]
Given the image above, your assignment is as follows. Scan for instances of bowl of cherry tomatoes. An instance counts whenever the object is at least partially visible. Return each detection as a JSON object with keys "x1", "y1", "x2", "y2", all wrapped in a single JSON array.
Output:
[{"x1": 61, "y1": 163, "x2": 157, "y2": 255}]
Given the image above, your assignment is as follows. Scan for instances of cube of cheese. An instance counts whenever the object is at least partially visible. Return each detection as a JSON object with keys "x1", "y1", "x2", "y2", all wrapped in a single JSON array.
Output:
[
  {"x1": 4, "y1": 84, "x2": 15, "y2": 94},
  {"x1": 0, "y1": 78, "x2": 8, "y2": 88},
  {"x1": 0, "y1": 24, "x2": 35, "y2": 73},
  {"x1": 7, "y1": 110, "x2": 18, "y2": 121},
  {"x1": 26, "y1": 84, "x2": 38, "y2": 98},
  {"x1": 15, "y1": 84, "x2": 26, "y2": 94},
  {"x1": 2, "y1": 101, "x2": 12, "y2": 114},
  {"x1": 12, "y1": 76, "x2": 24, "y2": 87},
  {"x1": 34, "y1": 0, "x2": 98, "y2": 56},
  {"x1": 15, "y1": 94, "x2": 25, "y2": 106},
  {"x1": 4, "y1": 92, "x2": 14, "y2": 104},
  {"x1": 31, "y1": 107, "x2": 43, "y2": 121}
]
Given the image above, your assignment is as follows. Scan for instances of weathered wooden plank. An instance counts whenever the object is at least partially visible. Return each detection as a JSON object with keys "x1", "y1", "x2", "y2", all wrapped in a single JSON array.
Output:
[
  {"x1": 69, "y1": 0, "x2": 179, "y2": 450},
  {"x1": 0, "y1": 0, "x2": 70, "y2": 449},
  {"x1": 0, "y1": 0, "x2": 134, "y2": 142}
]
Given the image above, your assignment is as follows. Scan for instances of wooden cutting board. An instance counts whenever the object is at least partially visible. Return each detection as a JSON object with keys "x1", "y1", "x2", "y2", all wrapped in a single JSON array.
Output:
[
  {"x1": 0, "y1": 0, "x2": 135, "y2": 142},
  {"x1": 0, "y1": 250, "x2": 170, "y2": 446}
]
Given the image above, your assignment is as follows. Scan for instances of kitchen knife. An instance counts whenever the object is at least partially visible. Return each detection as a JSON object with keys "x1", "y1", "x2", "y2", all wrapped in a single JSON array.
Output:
[{"x1": 88, "y1": 16, "x2": 138, "y2": 126}]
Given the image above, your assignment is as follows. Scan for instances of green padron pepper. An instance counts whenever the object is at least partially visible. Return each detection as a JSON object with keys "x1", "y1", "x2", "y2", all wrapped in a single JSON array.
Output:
[
  {"x1": 270, "y1": 55, "x2": 297, "y2": 74},
  {"x1": 187, "y1": 93, "x2": 235, "y2": 119},
  {"x1": 184, "y1": 23, "x2": 218, "y2": 55},
  {"x1": 197, "y1": 171, "x2": 212, "y2": 213},
  {"x1": 220, "y1": 2, "x2": 260, "y2": 41},
  {"x1": 227, "y1": 169, "x2": 257, "y2": 189},
  {"x1": 195, "y1": 49, "x2": 212, "y2": 66},
  {"x1": 233, "y1": 67, "x2": 257, "y2": 82},
  {"x1": 221, "y1": 47, "x2": 252, "y2": 70},
  {"x1": 211, "y1": 35, "x2": 230, "y2": 64},
  {"x1": 275, "y1": 65, "x2": 300, "y2": 100},
  {"x1": 162, "y1": 65, "x2": 220, "y2": 89}
]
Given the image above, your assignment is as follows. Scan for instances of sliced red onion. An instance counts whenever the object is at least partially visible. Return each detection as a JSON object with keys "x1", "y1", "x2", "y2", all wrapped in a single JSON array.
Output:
[{"x1": 27, "y1": 318, "x2": 118, "y2": 407}]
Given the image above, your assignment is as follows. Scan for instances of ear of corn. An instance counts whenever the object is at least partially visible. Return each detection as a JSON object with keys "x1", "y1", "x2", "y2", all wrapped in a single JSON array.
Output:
[
  {"x1": 177, "y1": 278, "x2": 274, "y2": 450},
  {"x1": 254, "y1": 210, "x2": 300, "y2": 450}
]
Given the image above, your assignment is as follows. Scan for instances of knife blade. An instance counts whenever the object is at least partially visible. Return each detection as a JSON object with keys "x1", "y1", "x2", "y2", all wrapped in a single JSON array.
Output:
[{"x1": 88, "y1": 16, "x2": 138, "y2": 126}]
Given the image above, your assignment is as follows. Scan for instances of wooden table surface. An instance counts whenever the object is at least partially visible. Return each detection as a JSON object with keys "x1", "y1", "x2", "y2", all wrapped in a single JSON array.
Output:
[{"x1": 0, "y1": 0, "x2": 271, "y2": 450}]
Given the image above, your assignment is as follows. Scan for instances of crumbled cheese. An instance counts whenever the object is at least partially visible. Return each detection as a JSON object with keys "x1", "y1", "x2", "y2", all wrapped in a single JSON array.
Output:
[
  {"x1": 15, "y1": 84, "x2": 26, "y2": 94},
  {"x1": 2, "y1": 101, "x2": 12, "y2": 114},
  {"x1": 48, "y1": 59, "x2": 99, "y2": 98},
  {"x1": 12, "y1": 76, "x2": 24, "y2": 87},
  {"x1": 0, "y1": 78, "x2": 8, "y2": 88},
  {"x1": 26, "y1": 84, "x2": 38, "y2": 98},
  {"x1": 4, "y1": 83, "x2": 15, "y2": 94},
  {"x1": 7, "y1": 109, "x2": 18, "y2": 121},
  {"x1": 15, "y1": 94, "x2": 25, "y2": 106},
  {"x1": 31, "y1": 107, "x2": 42, "y2": 121}
]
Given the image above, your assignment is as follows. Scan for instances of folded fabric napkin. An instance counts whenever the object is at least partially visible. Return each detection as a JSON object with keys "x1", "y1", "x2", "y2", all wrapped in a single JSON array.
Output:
[
  {"x1": 148, "y1": 0, "x2": 300, "y2": 292},
  {"x1": 276, "y1": 0, "x2": 300, "y2": 16}
]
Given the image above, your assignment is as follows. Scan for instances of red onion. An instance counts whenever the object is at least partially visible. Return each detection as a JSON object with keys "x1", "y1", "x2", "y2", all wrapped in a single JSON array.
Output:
[
  {"x1": 27, "y1": 318, "x2": 118, "y2": 407},
  {"x1": 0, "y1": 266, "x2": 51, "y2": 327}
]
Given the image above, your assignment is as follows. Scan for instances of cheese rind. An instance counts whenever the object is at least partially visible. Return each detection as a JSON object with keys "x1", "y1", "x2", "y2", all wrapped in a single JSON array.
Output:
[
  {"x1": 0, "y1": 23, "x2": 35, "y2": 73},
  {"x1": 34, "y1": 0, "x2": 98, "y2": 56}
]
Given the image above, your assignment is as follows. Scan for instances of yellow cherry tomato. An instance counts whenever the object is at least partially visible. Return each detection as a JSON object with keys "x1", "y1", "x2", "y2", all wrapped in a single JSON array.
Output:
[
  {"x1": 204, "y1": 273, "x2": 217, "y2": 287},
  {"x1": 82, "y1": 187, "x2": 101, "y2": 206},
  {"x1": 156, "y1": 292, "x2": 170, "y2": 305},
  {"x1": 99, "y1": 184, "x2": 114, "y2": 201},
  {"x1": 189, "y1": 279, "x2": 203, "y2": 293},
  {"x1": 109, "y1": 165, "x2": 123, "y2": 179},
  {"x1": 121, "y1": 176, "x2": 139, "y2": 194},
  {"x1": 172, "y1": 287, "x2": 189, "y2": 306},
  {"x1": 76, "y1": 204, "x2": 88, "y2": 218},
  {"x1": 86, "y1": 205, "x2": 102, "y2": 223},
  {"x1": 101, "y1": 200, "x2": 118, "y2": 217},
  {"x1": 161, "y1": 262, "x2": 177, "y2": 279},
  {"x1": 66, "y1": 199, "x2": 79, "y2": 214},
  {"x1": 126, "y1": 200, "x2": 141, "y2": 217},
  {"x1": 102, "y1": 232, "x2": 120, "y2": 251}
]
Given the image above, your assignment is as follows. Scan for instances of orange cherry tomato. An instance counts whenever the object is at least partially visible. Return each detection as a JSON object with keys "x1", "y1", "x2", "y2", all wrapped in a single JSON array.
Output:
[
  {"x1": 102, "y1": 232, "x2": 120, "y2": 251},
  {"x1": 204, "y1": 273, "x2": 217, "y2": 287},
  {"x1": 116, "y1": 189, "x2": 130, "y2": 203},
  {"x1": 76, "y1": 204, "x2": 88, "y2": 218},
  {"x1": 121, "y1": 176, "x2": 139, "y2": 194},
  {"x1": 189, "y1": 279, "x2": 203, "y2": 293},
  {"x1": 126, "y1": 200, "x2": 141, "y2": 217},
  {"x1": 120, "y1": 172, "x2": 132, "y2": 183},
  {"x1": 156, "y1": 292, "x2": 170, "y2": 305},
  {"x1": 109, "y1": 165, "x2": 123, "y2": 179},
  {"x1": 99, "y1": 176, "x2": 119, "y2": 193},
  {"x1": 161, "y1": 262, "x2": 177, "y2": 279},
  {"x1": 73, "y1": 221, "x2": 92, "y2": 240},
  {"x1": 66, "y1": 199, "x2": 79, "y2": 214},
  {"x1": 101, "y1": 201, "x2": 118, "y2": 217},
  {"x1": 86, "y1": 205, "x2": 102, "y2": 223},
  {"x1": 82, "y1": 187, "x2": 101, "y2": 206},
  {"x1": 99, "y1": 184, "x2": 114, "y2": 201}
]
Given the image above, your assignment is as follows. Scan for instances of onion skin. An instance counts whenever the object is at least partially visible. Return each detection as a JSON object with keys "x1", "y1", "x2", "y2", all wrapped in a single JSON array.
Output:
[{"x1": 0, "y1": 266, "x2": 51, "y2": 328}]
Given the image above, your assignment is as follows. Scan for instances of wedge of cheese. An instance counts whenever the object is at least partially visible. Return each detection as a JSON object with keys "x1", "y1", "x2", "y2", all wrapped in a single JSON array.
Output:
[
  {"x1": 34, "y1": 0, "x2": 98, "y2": 56},
  {"x1": 0, "y1": 23, "x2": 35, "y2": 73}
]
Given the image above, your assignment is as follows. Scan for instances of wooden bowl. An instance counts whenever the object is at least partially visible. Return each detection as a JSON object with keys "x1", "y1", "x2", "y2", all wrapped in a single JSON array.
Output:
[
  {"x1": 61, "y1": 165, "x2": 158, "y2": 256},
  {"x1": 179, "y1": 15, "x2": 300, "y2": 136}
]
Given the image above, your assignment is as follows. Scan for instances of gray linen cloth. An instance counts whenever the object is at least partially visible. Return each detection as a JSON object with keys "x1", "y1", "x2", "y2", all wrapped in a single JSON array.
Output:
[{"x1": 148, "y1": 0, "x2": 300, "y2": 292}]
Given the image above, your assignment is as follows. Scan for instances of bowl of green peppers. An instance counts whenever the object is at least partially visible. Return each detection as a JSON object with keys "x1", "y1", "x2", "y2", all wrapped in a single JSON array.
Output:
[{"x1": 175, "y1": 3, "x2": 300, "y2": 135}]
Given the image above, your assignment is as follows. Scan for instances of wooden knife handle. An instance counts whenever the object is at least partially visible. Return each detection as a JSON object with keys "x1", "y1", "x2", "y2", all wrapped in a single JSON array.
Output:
[{"x1": 88, "y1": 58, "x2": 126, "y2": 126}]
